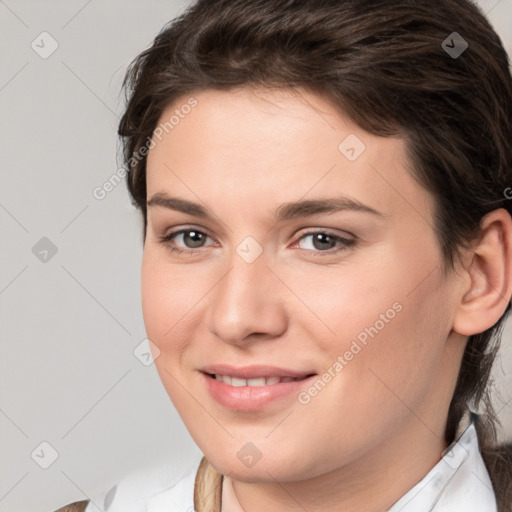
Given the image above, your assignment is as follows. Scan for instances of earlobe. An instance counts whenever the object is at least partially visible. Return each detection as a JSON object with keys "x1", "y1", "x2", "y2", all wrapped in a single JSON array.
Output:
[{"x1": 452, "y1": 208, "x2": 512, "y2": 337}]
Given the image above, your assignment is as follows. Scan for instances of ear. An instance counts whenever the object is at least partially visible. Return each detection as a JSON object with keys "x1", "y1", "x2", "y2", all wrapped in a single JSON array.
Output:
[{"x1": 452, "y1": 208, "x2": 512, "y2": 336}]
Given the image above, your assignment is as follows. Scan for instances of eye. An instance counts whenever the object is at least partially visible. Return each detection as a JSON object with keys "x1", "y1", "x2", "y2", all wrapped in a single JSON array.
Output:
[
  {"x1": 294, "y1": 230, "x2": 356, "y2": 255},
  {"x1": 159, "y1": 228, "x2": 215, "y2": 254},
  {"x1": 158, "y1": 228, "x2": 356, "y2": 257}
]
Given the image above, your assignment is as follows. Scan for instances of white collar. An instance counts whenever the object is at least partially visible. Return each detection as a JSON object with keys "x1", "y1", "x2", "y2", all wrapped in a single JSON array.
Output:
[{"x1": 387, "y1": 418, "x2": 497, "y2": 511}]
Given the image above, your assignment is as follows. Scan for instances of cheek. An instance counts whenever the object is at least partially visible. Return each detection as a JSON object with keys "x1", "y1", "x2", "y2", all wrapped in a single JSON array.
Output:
[
  {"x1": 140, "y1": 250, "x2": 200, "y2": 406},
  {"x1": 141, "y1": 255, "x2": 167, "y2": 345},
  {"x1": 301, "y1": 247, "x2": 450, "y2": 411},
  {"x1": 140, "y1": 250, "x2": 197, "y2": 353},
  {"x1": 292, "y1": 256, "x2": 407, "y2": 356}
]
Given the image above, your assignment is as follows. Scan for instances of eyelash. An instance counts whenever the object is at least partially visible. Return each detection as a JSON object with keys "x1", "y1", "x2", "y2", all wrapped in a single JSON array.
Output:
[{"x1": 158, "y1": 228, "x2": 356, "y2": 257}]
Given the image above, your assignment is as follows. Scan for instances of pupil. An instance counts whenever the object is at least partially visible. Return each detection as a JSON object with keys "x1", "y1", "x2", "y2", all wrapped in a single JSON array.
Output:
[
  {"x1": 185, "y1": 231, "x2": 204, "y2": 248},
  {"x1": 313, "y1": 233, "x2": 334, "y2": 250}
]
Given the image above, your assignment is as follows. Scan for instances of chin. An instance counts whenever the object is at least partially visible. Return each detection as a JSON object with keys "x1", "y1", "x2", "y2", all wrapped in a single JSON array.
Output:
[{"x1": 203, "y1": 447, "x2": 310, "y2": 483}]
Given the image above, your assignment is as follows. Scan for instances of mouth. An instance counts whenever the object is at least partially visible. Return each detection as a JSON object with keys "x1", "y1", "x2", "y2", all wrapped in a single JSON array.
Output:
[
  {"x1": 199, "y1": 366, "x2": 318, "y2": 412},
  {"x1": 203, "y1": 372, "x2": 315, "y2": 387}
]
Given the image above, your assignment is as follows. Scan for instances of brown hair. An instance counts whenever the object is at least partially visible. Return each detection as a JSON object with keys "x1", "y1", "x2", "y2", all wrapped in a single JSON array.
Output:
[{"x1": 118, "y1": 0, "x2": 512, "y2": 509}]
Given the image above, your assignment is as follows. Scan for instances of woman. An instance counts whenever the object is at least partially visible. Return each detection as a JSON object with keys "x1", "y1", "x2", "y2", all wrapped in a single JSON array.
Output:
[{"x1": 55, "y1": 0, "x2": 512, "y2": 510}]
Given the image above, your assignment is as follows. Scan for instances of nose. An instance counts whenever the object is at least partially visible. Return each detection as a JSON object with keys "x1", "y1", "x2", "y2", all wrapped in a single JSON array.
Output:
[{"x1": 206, "y1": 248, "x2": 288, "y2": 346}]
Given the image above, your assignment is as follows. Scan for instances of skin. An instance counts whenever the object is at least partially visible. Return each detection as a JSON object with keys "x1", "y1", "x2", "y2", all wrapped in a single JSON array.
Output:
[{"x1": 141, "y1": 87, "x2": 512, "y2": 512}]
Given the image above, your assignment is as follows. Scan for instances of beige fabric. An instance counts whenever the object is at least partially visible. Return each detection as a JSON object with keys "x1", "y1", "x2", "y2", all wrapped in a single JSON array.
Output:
[
  {"x1": 193, "y1": 456, "x2": 223, "y2": 512},
  {"x1": 53, "y1": 500, "x2": 89, "y2": 512}
]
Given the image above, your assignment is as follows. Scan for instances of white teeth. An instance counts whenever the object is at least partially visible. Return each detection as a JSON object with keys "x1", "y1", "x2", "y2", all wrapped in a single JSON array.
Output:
[
  {"x1": 215, "y1": 374, "x2": 231, "y2": 385},
  {"x1": 247, "y1": 377, "x2": 266, "y2": 387},
  {"x1": 213, "y1": 374, "x2": 299, "y2": 386},
  {"x1": 231, "y1": 377, "x2": 247, "y2": 387}
]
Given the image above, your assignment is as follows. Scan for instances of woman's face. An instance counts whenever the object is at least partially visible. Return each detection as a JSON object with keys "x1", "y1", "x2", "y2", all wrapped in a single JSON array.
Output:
[{"x1": 142, "y1": 87, "x2": 467, "y2": 482}]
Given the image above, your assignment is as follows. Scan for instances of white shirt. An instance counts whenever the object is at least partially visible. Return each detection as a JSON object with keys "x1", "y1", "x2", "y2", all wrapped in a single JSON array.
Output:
[{"x1": 84, "y1": 418, "x2": 497, "y2": 512}]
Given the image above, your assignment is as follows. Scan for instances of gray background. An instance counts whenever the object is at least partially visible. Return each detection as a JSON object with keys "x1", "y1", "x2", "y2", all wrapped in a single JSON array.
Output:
[{"x1": 0, "y1": 1, "x2": 511, "y2": 511}]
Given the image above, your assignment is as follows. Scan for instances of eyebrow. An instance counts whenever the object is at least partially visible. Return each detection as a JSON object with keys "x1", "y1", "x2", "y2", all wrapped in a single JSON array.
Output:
[{"x1": 146, "y1": 192, "x2": 384, "y2": 221}]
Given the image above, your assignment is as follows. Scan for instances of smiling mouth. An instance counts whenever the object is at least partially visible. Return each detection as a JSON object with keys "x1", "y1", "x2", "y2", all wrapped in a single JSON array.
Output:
[{"x1": 204, "y1": 372, "x2": 316, "y2": 387}]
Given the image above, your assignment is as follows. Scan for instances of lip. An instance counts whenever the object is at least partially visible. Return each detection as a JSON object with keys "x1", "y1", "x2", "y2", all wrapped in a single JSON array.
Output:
[{"x1": 200, "y1": 364, "x2": 317, "y2": 412}]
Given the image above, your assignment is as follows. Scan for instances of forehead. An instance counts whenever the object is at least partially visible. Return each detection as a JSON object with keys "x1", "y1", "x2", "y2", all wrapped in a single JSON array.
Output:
[{"x1": 145, "y1": 87, "x2": 434, "y2": 225}]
